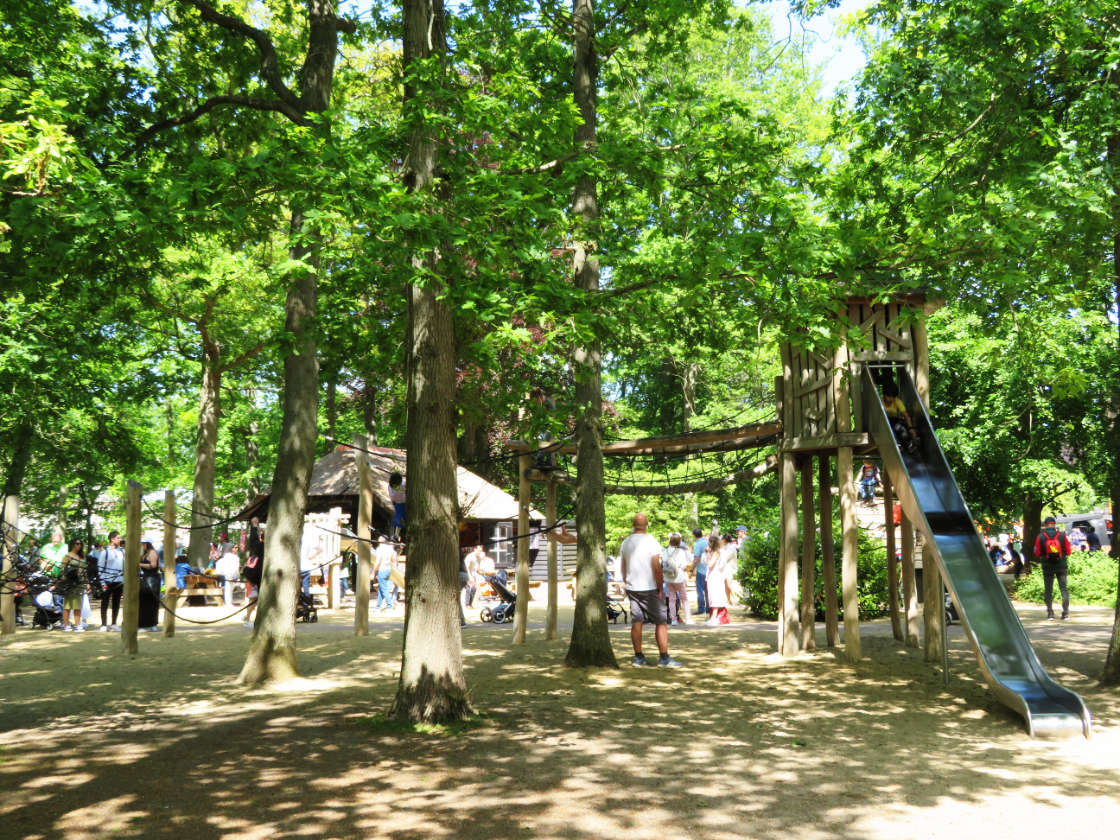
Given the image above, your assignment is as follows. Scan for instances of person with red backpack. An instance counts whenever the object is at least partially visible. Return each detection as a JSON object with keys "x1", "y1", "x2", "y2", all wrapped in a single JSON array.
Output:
[{"x1": 1033, "y1": 516, "x2": 1073, "y2": 620}]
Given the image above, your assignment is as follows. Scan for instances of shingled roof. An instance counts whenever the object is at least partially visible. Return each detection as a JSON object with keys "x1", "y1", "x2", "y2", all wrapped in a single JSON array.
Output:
[{"x1": 239, "y1": 444, "x2": 542, "y2": 523}]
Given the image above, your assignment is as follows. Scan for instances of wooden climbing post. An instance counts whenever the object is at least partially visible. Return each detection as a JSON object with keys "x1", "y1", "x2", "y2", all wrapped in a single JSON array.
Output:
[
  {"x1": 121, "y1": 480, "x2": 141, "y2": 655},
  {"x1": 546, "y1": 477, "x2": 558, "y2": 641},
  {"x1": 900, "y1": 512, "x2": 920, "y2": 647},
  {"x1": 162, "y1": 491, "x2": 179, "y2": 638},
  {"x1": 923, "y1": 549, "x2": 945, "y2": 663},
  {"x1": 799, "y1": 458, "x2": 816, "y2": 650},
  {"x1": 883, "y1": 473, "x2": 902, "y2": 642},
  {"x1": 1, "y1": 494, "x2": 17, "y2": 636},
  {"x1": 512, "y1": 453, "x2": 531, "y2": 644},
  {"x1": 354, "y1": 435, "x2": 373, "y2": 636},
  {"x1": 780, "y1": 450, "x2": 801, "y2": 656},
  {"x1": 818, "y1": 455, "x2": 839, "y2": 647},
  {"x1": 838, "y1": 446, "x2": 860, "y2": 661}
]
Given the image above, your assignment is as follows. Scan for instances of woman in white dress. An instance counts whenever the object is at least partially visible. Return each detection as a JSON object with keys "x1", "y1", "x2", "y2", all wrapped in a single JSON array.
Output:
[{"x1": 706, "y1": 534, "x2": 734, "y2": 625}]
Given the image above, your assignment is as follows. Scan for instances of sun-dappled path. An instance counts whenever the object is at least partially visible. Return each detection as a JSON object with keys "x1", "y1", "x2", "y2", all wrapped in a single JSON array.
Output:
[{"x1": 2, "y1": 602, "x2": 1118, "y2": 839}]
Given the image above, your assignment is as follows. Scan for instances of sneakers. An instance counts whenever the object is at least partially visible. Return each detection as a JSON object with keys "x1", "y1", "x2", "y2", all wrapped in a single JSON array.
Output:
[
  {"x1": 73, "y1": 625, "x2": 85, "y2": 633},
  {"x1": 1046, "y1": 611, "x2": 1055, "y2": 620},
  {"x1": 243, "y1": 620, "x2": 255, "y2": 628},
  {"x1": 1061, "y1": 612, "x2": 1069, "y2": 620},
  {"x1": 657, "y1": 655, "x2": 682, "y2": 669},
  {"x1": 98, "y1": 625, "x2": 109, "y2": 632},
  {"x1": 631, "y1": 653, "x2": 648, "y2": 667},
  {"x1": 61, "y1": 625, "x2": 72, "y2": 632},
  {"x1": 109, "y1": 624, "x2": 120, "y2": 632}
]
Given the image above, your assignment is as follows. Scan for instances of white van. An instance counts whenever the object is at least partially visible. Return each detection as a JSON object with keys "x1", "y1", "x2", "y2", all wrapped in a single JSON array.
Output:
[{"x1": 1053, "y1": 512, "x2": 1112, "y2": 551}]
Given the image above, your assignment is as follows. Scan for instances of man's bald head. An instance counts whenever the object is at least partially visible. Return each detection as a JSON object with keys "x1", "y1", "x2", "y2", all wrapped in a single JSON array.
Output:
[{"x1": 632, "y1": 513, "x2": 649, "y2": 532}]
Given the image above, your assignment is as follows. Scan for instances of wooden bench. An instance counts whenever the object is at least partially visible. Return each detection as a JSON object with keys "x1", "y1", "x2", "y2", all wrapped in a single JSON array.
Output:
[{"x1": 182, "y1": 575, "x2": 225, "y2": 606}]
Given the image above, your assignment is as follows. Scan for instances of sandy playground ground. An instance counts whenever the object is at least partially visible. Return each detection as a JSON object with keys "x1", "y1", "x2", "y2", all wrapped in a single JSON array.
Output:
[{"x1": 1, "y1": 598, "x2": 1119, "y2": 840}]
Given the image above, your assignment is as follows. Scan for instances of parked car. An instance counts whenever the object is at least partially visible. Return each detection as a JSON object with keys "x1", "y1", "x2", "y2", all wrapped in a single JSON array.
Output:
[{"x1": 1052, "y1": 512, "x2": 1113, "y2": 551}]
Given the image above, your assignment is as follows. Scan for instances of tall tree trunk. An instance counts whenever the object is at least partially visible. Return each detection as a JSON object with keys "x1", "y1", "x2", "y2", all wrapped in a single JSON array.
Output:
[
  {"x1": 56, "y1": 485, "x2": 68, "y2": 533},
  {"x1": 165, "y1": 399, "x2": 177, "y2": 465},
  {"x1": 362, "y1": 387, "x2": 379, "y2": 443},
  {"x1": 188, "y1": 352, "x2": 221, "y2": 570},
  {"x1": 390, "y1": 0, "x2": 472, "y2": 722},
  {"x1": 238, "y1": 212, "x2": 320, "y2": 685},
  {"x1": 1021, "y1": 494, "x2": 1043, "y2": 575},
  {"x1": 565, "y1": 0, "x2": 616, "y2": 668},
  {"x1": 238, "y1": 0, "x2": 341, "y2": 685},
  {"x1": 1, "y1": 423, "x2": 32, "y2": 635},
  {"x1": 79, "y1": 483, "x2": 94, "y2": 544},
  {"x1": 324, "y1": 372, "x2": 338, "y2": 454},
  {"x1": 1099, "y1": 126, "x2": 1120, "y2": 685},
  {"x1": 2, "y1": 422, "x2": 33, "y2": 508},
  {"x1": 681, "y1": 360, "x2": 699, "y2": 530}
]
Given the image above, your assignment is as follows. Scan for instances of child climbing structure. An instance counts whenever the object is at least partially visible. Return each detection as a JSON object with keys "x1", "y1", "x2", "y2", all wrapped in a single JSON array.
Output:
[
  {"x1": 511, "y1": 293, "x2": 1090, "y2": 738},
  {"x1": 776, "y1": 295, "x2": 1091, "y2": 738}
]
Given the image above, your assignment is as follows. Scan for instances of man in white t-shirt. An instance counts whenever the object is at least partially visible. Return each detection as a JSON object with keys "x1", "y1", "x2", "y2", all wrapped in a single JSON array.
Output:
[{"x1": 620, "y1": 513, "x2": 681, "y2": 668}]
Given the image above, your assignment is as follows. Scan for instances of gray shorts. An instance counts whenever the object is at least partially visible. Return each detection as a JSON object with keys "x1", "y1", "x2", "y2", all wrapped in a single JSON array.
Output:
[{"x1": 627, "y1": 588, "x2": 667, "y2": 625}]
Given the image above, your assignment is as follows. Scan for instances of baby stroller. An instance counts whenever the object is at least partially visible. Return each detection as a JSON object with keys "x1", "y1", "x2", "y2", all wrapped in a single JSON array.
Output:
[
  {"x1": 296, "y1": 588, "x2": 318, "y2": 623},
  {"x1": 606, "y1": 595, "x2": 629, "y2": 624},
  {"x1": 27, "y1": 573, "x2": 62, "y2": 630},
  {"x1": 945, "y1": 592, "x2": 959, "y2": 625},
  {"x1": 479, "y1": 575, "x2": 516, "y2": 624}
]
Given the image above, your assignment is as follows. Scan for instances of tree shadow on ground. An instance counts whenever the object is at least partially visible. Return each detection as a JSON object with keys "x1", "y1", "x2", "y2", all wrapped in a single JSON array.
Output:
[{"x1": 1, "y1": 605, "x2": 1117, "y2": 839}]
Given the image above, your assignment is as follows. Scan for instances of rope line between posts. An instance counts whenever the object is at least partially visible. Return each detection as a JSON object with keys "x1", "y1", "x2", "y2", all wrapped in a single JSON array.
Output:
[
  {"x1": 158, "y1": 596, "x2": 254, "y2": 625},
  {"x1": 142, "y1": 500, "x2": 244, "y2": 533},
  {"x1": 327, "y1": 433, "x2": 574, "y2": 468}
]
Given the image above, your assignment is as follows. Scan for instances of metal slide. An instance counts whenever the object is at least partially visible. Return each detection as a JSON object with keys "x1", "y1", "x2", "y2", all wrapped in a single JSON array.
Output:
[{"x1": 860, "y1": 365, "x2": 1091, "y2": 739}]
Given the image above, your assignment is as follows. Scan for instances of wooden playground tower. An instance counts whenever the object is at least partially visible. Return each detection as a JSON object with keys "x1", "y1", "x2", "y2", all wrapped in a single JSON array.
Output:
[
  {"x1": 509, "y1": 293, "x2": 943, "y2": 662},
  {"x1": 775, "y1": 293, "x2": 942, "y2": 663}
]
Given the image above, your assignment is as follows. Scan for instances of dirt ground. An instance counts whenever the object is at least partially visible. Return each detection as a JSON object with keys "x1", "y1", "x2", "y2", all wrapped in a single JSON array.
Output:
[{"x1": 2, "y1": 599, "x2": 1119, "y2": 840}]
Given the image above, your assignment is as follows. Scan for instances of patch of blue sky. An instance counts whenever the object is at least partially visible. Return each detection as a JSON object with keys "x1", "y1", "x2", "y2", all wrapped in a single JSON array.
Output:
[{"x1": 762, "y1": 0, "x2": 873, "y2": 99}]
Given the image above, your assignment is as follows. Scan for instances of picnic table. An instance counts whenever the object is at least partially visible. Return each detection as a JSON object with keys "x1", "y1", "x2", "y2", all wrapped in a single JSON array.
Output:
[{"x1": 182, "y1": 574, "x2": 225, "y2": 606}]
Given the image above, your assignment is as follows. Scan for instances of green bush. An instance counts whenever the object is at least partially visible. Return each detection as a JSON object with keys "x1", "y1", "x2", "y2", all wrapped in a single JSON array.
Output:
[
  {"x1": 1012, "y1": 551, "x2": 1118, "y2": 607},
  {"x1": 735, "y1": 521, "x2": 891, "y2": 620}
]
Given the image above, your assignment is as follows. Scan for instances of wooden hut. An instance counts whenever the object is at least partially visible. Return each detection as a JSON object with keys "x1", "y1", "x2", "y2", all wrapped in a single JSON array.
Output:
[{"x1": 236, "y1": 444, "x2": 543, "y2": 566}]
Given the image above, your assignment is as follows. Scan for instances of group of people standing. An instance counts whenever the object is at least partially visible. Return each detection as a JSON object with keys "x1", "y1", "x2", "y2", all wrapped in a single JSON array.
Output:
[
  {"x1": 619, "y1": 514, "x2": 749, "y2": 669},
  {"x1": 19, "y1": 528, "x2": 151, "y2": 632},
  {"x1": 683, "y1": 525, "x2": 743, "y2": 626}
]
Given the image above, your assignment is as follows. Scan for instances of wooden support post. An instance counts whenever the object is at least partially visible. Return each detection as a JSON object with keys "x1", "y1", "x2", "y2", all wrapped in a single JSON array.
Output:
[
  {"x1": 512, "y1": 453, "x2": 531, "y2": 644},
  {"x1": 800, "y1": 458, "x2": 816, "y2": 650},
  {"x1": 546, "y1": 477, "x2": 558, "y2": 641},
  {"x1": 327, "y1": 562, "x2": 337, "y2": 609},
  {"x1": 900, "y1": 512, "x2": 920, "y2": 647},
  {"x1": 923, "y1": 546, "x2": 945, "y2": 662},
  {"x1": 121, "y1": 480, "x2": 141, "y2": 655},
  {"x1": 912, "y1": 316, "x2": 931, "y2": 412},
  {"x1": 780, "y1": 450, "x2": 801, "y2": 656},
  {"x1": 775, "y1": 375, "x2": 786, "y2": 654},
  {"x1": 1, "y1": 494, "x2": 17, "y2": 636},
  {"x1": 354, "y1": 435, "x2": 373, "y2": 636},
  {"x1": 838, "y1": 446, "x2": 860, "y2": 661},
  {"x1": 162, "y1": 491, "x2": 179, "y2": 638},
  {"x1": 883, "y1": 472, "x2": 902, "y2": 642},
  {"x1": 818, "y1": 455, "x2": 839, "y2": 647}
]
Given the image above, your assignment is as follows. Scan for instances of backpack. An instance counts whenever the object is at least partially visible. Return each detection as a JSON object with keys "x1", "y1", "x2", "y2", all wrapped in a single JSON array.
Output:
[
  {"x1": 662, "y1": 548, "x2": 682, "y2": 580},
  {"x1": 1038, "y1": 529, "x2": 1066, "y2": 560}
]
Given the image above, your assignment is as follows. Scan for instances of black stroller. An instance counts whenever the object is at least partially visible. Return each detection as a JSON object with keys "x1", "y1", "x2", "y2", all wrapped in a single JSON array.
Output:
[
  {"x1": 26, "y1": 572, "x2": 62, "y2": 629},
  {"x1": 606, "y1": 595, "x2": 629, "y2": 624},
  {"x1": 296, "y1": 588, "x2": 318, "y2": 623},
  {"x1": 479, "y1": 575, "x2": 516, "y2": 624}
]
